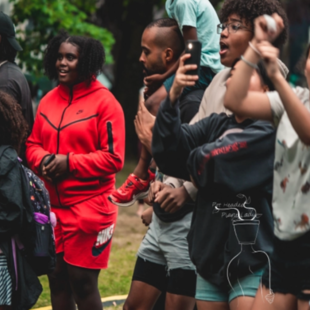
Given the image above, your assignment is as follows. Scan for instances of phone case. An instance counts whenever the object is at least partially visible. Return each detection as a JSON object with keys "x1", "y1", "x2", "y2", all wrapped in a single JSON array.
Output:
[{"x1": 184, "y1": 40, "x2": 202, "y2": 76}]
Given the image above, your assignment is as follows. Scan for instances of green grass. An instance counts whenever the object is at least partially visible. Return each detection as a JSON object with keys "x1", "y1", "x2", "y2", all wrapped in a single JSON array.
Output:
[{"x1": 33, "y1": 160, "x2": 147, "y2": 308}]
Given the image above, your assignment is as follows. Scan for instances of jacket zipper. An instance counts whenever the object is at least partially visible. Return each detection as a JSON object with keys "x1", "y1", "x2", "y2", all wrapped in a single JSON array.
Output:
[{"x1": 55, "y1": 88, "x2": 73, "y2": 207}]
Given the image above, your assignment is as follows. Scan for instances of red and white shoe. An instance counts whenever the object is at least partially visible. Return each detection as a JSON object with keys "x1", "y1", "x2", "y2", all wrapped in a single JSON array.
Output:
[{"x1": 108, "y1": 170, "x2": 155, "y2": 207}]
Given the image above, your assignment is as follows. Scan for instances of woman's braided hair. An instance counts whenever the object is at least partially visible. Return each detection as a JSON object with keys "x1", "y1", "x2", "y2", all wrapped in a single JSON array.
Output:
[
  {"x1": 0, "y1": 91, "x2": 28, "y2": 154},
  {"x1": 43, "y1": 30, "x2": 105, "y2": 84}
]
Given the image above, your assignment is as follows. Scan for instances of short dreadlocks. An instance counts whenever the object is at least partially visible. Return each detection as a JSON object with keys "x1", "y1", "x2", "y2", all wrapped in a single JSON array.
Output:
[
  {"x1": 0, "y1": 91, "x2": 28, "y2": 154},
  {"x1": 220, "y1": 0, "x2": 288, "y2": 48},
  {"x1": 43, "y1": 30, "x2": 105, "y2": 84}
]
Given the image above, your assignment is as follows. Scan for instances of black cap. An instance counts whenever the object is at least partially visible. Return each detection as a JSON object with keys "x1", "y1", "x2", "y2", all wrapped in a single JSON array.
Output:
[{"x1": 0, "y1": 11, "x2": 22, "y2": 51}]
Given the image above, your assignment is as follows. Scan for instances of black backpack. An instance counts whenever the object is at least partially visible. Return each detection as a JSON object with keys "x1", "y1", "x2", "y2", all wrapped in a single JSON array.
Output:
[{"x1": 21, "y1": 165, "x2": 56, "y2": 276}]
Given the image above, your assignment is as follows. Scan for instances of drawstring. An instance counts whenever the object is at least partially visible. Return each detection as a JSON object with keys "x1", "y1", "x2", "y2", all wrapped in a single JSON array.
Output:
[{"x1": 11, "y1": 238, "x2": 18, "y2": 291}]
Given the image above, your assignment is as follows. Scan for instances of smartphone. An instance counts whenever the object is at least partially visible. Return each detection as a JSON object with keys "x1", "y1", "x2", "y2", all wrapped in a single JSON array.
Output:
[
  {"x1": 44, "y1": 154, "x2": 55, "y2": 166},
  {"x1": 184, "y1": 40, "x2": 201, "y2": 76}
]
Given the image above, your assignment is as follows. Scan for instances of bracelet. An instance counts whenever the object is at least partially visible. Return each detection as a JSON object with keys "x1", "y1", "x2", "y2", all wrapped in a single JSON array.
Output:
[
  {"x1": 241, "y1": 55, "x2": 258, "y2": 69},
  {"x1": 249, "y1": 41, "x2": 261, "y2": 56}
]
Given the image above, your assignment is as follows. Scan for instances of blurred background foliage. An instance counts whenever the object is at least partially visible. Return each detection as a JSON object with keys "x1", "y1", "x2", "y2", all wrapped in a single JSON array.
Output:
[{"x1": 10, "y1": 0, "x2": 114, "y2": 76}]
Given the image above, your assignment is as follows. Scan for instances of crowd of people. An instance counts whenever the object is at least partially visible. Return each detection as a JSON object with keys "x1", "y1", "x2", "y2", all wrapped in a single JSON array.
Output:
[{"x1": 1, "y1": 0, "x2": 310, "y2": 309}]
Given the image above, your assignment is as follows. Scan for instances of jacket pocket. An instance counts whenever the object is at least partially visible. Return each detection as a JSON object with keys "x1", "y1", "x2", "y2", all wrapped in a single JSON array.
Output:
[{"x1": 107, "y1": 121, "x2": 114, "y2": 154}]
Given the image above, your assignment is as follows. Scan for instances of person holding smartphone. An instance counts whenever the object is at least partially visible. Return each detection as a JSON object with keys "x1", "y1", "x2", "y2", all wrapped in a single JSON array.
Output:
[
  {"x1": 152, "y1": 53, "x2": 277, "y2": 310},
  {"x1": 26, "y1": 31, "x2": 125, "y2": 310}
]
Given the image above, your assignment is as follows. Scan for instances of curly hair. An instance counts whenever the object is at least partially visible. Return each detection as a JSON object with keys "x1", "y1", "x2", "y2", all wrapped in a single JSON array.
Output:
[
  {"x1": 0, "y1": 91, "x2": 28, "y2": 154},
  {"x1": 220, "y1": 0, "x2": 288, "y2": 48},
  {"x1": 43, "y1": 30, "x2": 105, "y2": 84},
  {"x1": 0, "y1": 36, "x2": 17, "y2": 62}
]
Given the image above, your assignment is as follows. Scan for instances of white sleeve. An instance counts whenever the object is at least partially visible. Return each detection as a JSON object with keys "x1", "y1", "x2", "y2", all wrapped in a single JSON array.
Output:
[
  {"x1": 266, "y1": 91, "x2": 285, "y2": 127},
  {"x1": 163, "y1": 176, "x2": 183, "y2": 188},
  {"x1": 183, "y1": 181, "x2": 197, "y2": 201}
]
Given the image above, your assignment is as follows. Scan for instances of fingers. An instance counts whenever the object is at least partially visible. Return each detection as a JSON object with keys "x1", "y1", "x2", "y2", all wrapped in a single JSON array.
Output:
[
  {"x1": 45, "y1": 159, "x2": 57, "y2": 174},
  {"x1": 47, "y1": 160, "x2": 58, "y2": 175},
  {"x1": 257, "y1": 43, "x2": 279, "y2": 65},
  {"x1": 139, "y1": 99, "x2": 147, "y2": 112},
  {"x1": 179, "y1": 53, "x2": 191, "y2": 66},
  {"x1": 255, "y1": 14, "x2": 284, "y2": 42},
  {"x1": 176, "y1": 74, "x2": 199, "y2": 87},
  {"x1": 271, "y1": 13, "x2": 284, "y2": 32},
  {"x1": 257, "y1": 43, "x2": 279, "y2": 57},
  {"x1": 154, "y1": 189, "x2": 169, "y2": 205},
  {"x1": 148, "y1": 181, "x2": 161, "y2": 202}
]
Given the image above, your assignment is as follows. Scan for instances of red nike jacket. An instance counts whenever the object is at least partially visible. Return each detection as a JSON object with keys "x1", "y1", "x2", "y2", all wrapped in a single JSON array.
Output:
[{"x1": 26, "y1": 80, "x2": 125, "y2": 207}]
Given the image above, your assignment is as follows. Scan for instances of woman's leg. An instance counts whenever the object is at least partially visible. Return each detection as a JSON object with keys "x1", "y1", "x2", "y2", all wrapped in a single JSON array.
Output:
[
  {"x1": 196, "y1": 301, "x2": 229, "y2": 310},
  {"x1": 67, "y1": 264, "x2": 102, "y2": 310},
  {"x1": 165, "y1": 293, "x2": 196, "y2": 310},
  {"x1": 229, "y1": 296, "x2": 254, "y2": 310},
  {"x1": 297, "y1": 298, "x2": 310, "y2": 310},
  {"x1": 48, "y1": 253, "x2": 76, "y2": 310},
  {"x1": 123, "y1": 280, "x2": 162, "y2": 310},
  {"x1": 251, "y1": 285, "x2": 297, "y2": 310}
]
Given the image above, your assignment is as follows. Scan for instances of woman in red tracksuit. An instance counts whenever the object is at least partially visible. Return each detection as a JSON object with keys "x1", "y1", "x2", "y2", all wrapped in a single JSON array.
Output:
[{"x1": 26, "y1": 31, "x2": 125, "y2": 310}]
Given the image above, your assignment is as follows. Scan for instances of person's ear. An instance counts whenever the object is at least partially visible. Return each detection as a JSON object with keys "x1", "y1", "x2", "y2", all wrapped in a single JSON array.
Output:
[{"x1": 164, "y1": 48, "x2": 174, "y2": 63}]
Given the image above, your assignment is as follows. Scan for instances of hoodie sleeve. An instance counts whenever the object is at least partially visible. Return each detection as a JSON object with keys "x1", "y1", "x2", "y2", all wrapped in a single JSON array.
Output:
[
  {"x1": 68, "y1": 94, "x2": 125, "y2": 178},
  {"x1": 152, "y1": 96, "x2": 215, "y2": 180},
  {"x1": 25, "y1": 103, "x2": 51, "y2": 175},
  {"x1": 187, "y1": 121, "x2": 276, "y2": 192}
]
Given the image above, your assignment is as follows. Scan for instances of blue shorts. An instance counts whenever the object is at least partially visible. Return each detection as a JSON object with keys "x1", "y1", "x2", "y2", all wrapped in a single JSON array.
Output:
[{"x1": 196, "y1": 269, "x2": 264, "y2": 303}]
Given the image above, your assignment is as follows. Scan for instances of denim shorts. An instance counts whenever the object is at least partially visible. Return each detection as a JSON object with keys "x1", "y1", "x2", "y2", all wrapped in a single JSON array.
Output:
[{"x1": 196, "y1": 269, "x2": 264, "y2": 303}]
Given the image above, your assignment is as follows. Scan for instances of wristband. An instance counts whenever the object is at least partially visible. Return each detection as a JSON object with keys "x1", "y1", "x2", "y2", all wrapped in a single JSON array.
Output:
[
  {"x1": 241, "y1": 55, "x2": 258, "y2": 69},
  {"x1": 249, "y1": 42, "x2": 261, "y2": 56}
]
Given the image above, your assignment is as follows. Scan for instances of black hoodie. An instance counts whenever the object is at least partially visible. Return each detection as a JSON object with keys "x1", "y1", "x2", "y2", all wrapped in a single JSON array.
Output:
[{"x1": 152, "y1": 97, "x2": 276, "y2": 287}]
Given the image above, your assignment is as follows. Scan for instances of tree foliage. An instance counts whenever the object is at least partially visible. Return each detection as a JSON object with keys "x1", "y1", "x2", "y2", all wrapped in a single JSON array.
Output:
[{"x1": 9, "y1": 0, "x2": 115, "y2": 77}]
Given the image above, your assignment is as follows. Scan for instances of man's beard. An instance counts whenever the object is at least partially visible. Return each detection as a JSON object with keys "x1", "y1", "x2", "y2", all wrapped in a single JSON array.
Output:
[{"x1": 141, "y1": 64, "x2": 165, "y2": 77}]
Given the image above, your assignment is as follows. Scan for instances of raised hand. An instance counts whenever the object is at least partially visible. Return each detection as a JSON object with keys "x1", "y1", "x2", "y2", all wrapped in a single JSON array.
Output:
[
  {"x1": 134, "y1": 100, "x2": 155, "y2": 148},
  {"x1": 169, "y1": 54, "x2": 198, "y2": 105},
  {"x1": 254, "y1": 13, "x2": 284, "y2": 44},
  {"x1": 144, "y1": 74, "x2": 165, "y2": 97},
  {"x1": 257, "y1": 41, "x2": 281, "y2": 79}
]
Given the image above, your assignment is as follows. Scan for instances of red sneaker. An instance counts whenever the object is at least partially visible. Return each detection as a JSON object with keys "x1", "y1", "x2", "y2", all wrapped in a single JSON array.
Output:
[{"x1": 109, "y1": 170, "x2": 155, "y2": 207}]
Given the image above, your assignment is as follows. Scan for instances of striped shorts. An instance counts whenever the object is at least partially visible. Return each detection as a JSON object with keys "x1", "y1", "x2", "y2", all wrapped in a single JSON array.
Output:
[{"x1": 0, "y1": 254, "x2": 12, "y2": 306}]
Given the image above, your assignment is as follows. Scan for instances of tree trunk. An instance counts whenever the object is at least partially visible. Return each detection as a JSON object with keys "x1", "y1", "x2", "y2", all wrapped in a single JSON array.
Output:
[{"x1": 97, "y1": 0, "x2": 158, "y2": 157}]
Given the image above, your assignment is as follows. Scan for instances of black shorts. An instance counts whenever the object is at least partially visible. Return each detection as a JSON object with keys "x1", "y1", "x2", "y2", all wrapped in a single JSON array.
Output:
[
  {"x1": 132, "y1": 256, "x2": 196, "y2": 297},
  {"x1": 262, "y1": 233, "x2": 310, "y2": 300}
]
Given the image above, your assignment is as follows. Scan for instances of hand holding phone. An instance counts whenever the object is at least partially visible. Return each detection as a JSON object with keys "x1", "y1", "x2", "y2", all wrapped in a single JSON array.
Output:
[
  {"x1": 44, "y1": 154, "x2": 56, "y2": 167},
  {"x1": 184, "y1": 40, "x2": 201, "y2": 76}
]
